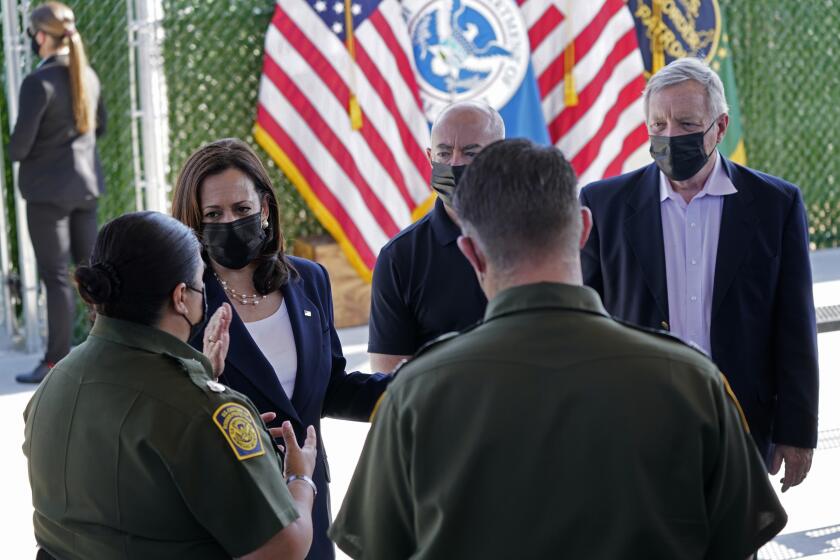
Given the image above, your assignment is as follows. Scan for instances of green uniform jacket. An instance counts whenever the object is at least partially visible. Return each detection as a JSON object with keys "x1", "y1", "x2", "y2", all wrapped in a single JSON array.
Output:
[
  {"x1": 330, "y1": 283, "x2": 786, "y2": 559},
  {"x1": 23, "y1": 316, "x2": 299, "y2": 559}
]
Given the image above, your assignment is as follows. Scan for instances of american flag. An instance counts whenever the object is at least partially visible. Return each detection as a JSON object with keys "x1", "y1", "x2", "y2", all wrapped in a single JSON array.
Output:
[
  {"x1": 256, "y1": 0, "x2": 649, "y2": 278},
  {"x1": 254, "y1": 0, "x2": 433, "y2": 280},
  {"x1": 525, "y1": 0, "x2": 649, "y2": 185}
]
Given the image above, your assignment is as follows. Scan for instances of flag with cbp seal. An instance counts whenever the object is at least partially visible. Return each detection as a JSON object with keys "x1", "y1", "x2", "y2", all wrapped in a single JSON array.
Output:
[
  {"x1": 628, "y1": 0, "x2": 747, "y2": 164},
  {"x1": 404, "y1": 0, "x2": 550, "y2": 143}
]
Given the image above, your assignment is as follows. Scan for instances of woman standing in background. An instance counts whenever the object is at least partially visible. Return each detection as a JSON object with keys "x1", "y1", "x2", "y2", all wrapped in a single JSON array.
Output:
[{"x1": 10, "y1": 2, "x2": 106, "y2": 383}]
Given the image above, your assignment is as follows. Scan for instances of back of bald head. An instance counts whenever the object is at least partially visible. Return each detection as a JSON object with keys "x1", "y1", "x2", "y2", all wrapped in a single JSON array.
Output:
[{"x1": 432, "y1": 101, "x2": 505, "y2": 141}]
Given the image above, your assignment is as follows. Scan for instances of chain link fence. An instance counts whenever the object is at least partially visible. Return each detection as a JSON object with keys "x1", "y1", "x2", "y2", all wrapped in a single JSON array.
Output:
[
  {"x1": 1, "y1": 0, "x2": 838, "y2": 349},
  {"x1": 162, "y1": 0, "x2": 323, "y2": 240},
  {"x1": 722, "y1": 0, "x2": 839, "y2": 249}
]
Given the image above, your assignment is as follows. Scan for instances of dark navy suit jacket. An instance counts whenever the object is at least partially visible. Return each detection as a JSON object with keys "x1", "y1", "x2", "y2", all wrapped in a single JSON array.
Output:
[
  {"x1": 580, "y1": 158, "x2": 819, "y2": 462},
  {"x1": 196, "y1": 256, "x2": 391, "y2": 560}
]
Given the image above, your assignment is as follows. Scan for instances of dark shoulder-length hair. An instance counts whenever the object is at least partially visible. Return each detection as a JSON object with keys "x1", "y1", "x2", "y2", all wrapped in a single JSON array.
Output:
[{"x1": 171, "y1": 138, "x2": 295, "y2": 294}]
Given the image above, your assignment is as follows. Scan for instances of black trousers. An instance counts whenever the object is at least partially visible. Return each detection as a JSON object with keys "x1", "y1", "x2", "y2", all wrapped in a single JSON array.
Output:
[{"x1": 26, "y1": 198, "x2": 97, "y2": 364}]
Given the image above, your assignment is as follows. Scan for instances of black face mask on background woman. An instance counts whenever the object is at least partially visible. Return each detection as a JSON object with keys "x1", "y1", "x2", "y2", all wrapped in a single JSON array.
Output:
[
  {"x1": 28, "y1": 29, "x2": 40, "y2": 57},
  {"x1": 649, "y1": 120, "x2": 717, "y2": 181},
  {"x1": 201, "y1": 213, "x2": 268, "y2": 270}
]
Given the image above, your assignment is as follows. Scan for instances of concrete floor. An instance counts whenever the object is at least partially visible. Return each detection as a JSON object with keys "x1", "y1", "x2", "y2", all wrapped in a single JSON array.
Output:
[{"x1": 1, "y1": 273, "x2": 839, "y2": 559}]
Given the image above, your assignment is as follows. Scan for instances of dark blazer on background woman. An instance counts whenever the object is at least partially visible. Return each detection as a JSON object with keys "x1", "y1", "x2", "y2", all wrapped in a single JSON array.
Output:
[
  {"x1": 195, "y1": 255, "x2": 391, "y2": 560},
  {"x1": 10, "y1": 54, "x2": 106, "y2": 203}
]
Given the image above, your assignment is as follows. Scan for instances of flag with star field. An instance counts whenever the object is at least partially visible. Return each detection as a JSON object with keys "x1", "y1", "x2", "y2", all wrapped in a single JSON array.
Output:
[{"x1": 254, "y1": 0, "x2": 432, "y2": 280}]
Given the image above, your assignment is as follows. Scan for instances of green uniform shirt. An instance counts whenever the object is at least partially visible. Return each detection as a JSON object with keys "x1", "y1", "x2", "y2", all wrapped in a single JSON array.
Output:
[
  {"x1": 330, "y1": 283, "x2": 786, "y2": 559},
  {"x1": 23, "y1": 316, "x2": 299, "y2": 559}
]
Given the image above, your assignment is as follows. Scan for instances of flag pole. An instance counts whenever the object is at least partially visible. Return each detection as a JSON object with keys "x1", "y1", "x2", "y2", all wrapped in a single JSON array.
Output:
[
  {"x1": 344, "y1": 0, "x2": 363, "y2": 130},
  {"x1": 563, "y1": 9, "x2": 578, "y2": 106},
  {"x1": 651, "y1": 0, "x2": 664, "y2": 74}
]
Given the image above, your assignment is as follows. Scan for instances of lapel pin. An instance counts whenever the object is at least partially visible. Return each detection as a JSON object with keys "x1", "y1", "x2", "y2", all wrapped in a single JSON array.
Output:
[{"x1": 304, "y1": 310, "x2": 312, "y2": 317}]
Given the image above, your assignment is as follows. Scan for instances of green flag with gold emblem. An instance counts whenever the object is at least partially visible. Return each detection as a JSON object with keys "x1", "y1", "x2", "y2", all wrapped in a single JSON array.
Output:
[{"x1": 628, "y1": 0, "x2": 747, "y2": 165}]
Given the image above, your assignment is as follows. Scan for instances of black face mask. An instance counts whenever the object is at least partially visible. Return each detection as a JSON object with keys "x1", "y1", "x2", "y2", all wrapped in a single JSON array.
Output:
[
  {"x1": 201, "y1": 213, "x2": 268, "y2": 270},
  {"x1": 183, "y1": 285, "x2": 208, "y2": 343},
  {"x1": 430, "y1": 161, "x2": 467, "y2": 206},
  {"x1": 28, "y1": 30, "x2": 40, "y2": 57},
  {"x1": 649, "y1": 120, "x2": 717, "y2": 181}
]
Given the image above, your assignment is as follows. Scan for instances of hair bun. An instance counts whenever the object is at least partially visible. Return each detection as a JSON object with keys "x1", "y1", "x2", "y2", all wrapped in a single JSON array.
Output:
[{"x1": 75, "y1": 261, "x2": 121, "y2": 304}]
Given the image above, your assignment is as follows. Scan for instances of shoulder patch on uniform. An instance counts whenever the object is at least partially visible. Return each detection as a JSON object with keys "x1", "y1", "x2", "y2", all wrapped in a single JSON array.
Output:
[{"x1": 212, "y1": 403, "x2": 266, "y2": 461}]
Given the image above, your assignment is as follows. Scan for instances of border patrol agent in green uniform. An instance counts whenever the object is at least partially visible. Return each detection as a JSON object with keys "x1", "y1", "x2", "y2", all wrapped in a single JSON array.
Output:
[
  {"x1": 331, "y1": 140, "x2": 787, "y2": 559},
  {"x1": 23, "y1": 212, "x2": 317, "y2": 560}
]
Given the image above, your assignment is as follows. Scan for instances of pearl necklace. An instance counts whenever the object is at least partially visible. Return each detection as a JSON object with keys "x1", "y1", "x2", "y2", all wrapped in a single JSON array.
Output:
[{"x1": 213, "y1": 272, "x2": 268, "y2": 306}]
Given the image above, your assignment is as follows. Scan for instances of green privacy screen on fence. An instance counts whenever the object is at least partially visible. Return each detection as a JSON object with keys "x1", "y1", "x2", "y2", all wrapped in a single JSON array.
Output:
[{"x1": 163, "y1": 0, "x2": 326, "y2": 242}]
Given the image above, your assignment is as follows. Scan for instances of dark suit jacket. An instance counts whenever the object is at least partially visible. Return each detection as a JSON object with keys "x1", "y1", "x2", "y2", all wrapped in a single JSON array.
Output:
[
  {"x1": 9, "y1": 54, "x2": 106, "y2": 203},
  {"x1": 580, "y1": 158, "x2": 819, "y2": 462},
  {"x1": 195, "y1": 256, "x2": 391, "y2": 560}
]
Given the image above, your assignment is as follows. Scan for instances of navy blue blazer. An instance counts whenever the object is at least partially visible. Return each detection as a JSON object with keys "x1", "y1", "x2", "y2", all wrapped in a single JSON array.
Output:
[
  {"x1": 580, "y1": 158, "x2": 819, "y2": 462},
  {"x1": 195, "y1": 256, "x2": 391, "y2": 560}
]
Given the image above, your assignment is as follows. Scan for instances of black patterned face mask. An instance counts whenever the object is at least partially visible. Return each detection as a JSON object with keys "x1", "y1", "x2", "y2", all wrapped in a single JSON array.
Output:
[
  {"x1": 649, "y1": 120, "x2": 717, "y2": 181},
  {"x1": 201, "y1": 213, "x2": 267, "y2": 270},
  {"x1": 28, "y1": 29, "x2": 40, "y2": 57},
  {"x1": 430, "y1": 161, "x2": 467, "y2": 206}
]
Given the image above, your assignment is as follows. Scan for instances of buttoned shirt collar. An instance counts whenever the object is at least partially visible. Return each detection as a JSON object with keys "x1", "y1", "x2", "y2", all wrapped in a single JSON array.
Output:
[
  {"x1": 89, "y1": 315, "x2": 214, "y2": 379},
  {"x1": 428, "y1": 197, "x2": 461, "y2": 246},
  {"x1": 485, "y1": 282, "x2": 609, "y2": 323},
  {"x1": 659, "y1": 151, "x2": 737, "y2": 205}
]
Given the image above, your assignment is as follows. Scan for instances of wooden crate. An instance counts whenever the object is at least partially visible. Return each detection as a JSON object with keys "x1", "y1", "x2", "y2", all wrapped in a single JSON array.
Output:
[{"x1": 292, "y1": 235, "x2": 371, "y2": 328}]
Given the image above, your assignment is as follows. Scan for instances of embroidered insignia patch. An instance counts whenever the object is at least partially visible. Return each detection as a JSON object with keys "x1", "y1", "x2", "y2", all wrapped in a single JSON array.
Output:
[{"x1": 212, "y1": 403, "x2": 265, "y2": 461}]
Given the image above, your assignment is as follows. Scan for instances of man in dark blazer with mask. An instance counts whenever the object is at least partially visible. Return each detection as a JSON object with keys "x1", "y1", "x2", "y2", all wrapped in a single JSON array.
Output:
[{"x1": 579, "y1": 57, "x2": 818, "y2": 494}]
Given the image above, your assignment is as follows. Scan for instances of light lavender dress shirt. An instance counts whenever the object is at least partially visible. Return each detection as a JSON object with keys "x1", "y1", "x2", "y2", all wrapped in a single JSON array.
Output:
[{"x1": 660, "y1": 152, "x2": 737, "y2": 355}]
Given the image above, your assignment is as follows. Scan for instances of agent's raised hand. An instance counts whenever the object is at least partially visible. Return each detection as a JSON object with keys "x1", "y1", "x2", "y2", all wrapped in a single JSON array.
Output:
[{"x1": 203, "y1": 303, "x2": 231, "y2": 378}]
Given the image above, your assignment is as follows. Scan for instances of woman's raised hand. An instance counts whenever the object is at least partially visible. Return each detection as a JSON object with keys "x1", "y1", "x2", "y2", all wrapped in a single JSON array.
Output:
[{"x1": 203, "y1": 302, "x2": 231, "y2": 378}]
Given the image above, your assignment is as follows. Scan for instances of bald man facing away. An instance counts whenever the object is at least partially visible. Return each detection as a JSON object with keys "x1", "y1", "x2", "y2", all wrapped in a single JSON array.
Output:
[{"x1": 368, "y1": 101, "x2": 505, "y2": 372}]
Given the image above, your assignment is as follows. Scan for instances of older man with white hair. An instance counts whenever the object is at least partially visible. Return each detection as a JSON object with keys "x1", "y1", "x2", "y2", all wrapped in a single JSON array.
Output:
[
  {"x1": 580, "y1": 57, "x2": 819, "y2": 492},
  {"x1": 368, "y1": 101, "x2": 505, "y2": 373}
]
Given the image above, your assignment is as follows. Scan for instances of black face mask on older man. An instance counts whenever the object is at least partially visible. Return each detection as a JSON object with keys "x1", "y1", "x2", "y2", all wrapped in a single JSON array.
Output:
[
  {"x1": 649, "y1": 120, "x2": 717, "y2": 181},
  {"x1": 430, "y1": 161, "x2": 468, "y2": 206}
]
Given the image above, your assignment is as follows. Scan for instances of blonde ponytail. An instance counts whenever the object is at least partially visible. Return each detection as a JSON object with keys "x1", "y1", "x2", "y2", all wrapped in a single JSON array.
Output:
[
  {"x1": 30, "y1": 2, "x2": 93, "y2": 134},
  {"x1": 65, "y1": 28, "x2": 91, "y2": 134}
]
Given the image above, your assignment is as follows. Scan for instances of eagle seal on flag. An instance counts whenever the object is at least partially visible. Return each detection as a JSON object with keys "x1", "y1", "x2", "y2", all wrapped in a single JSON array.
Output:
[{"x1": 405, "y1": 0, "x2": 530, "y2": 120}]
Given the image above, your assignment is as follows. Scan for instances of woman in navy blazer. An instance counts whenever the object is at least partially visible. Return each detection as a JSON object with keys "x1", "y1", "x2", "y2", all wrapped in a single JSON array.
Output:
[{"x1": 171, "y1": 138, "x2": 391, "y2": 560}]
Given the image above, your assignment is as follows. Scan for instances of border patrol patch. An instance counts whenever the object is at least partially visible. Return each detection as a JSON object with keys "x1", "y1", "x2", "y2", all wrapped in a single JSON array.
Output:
[{"x1": 212, "y1": 403, "x2": 265, "y2": 461}]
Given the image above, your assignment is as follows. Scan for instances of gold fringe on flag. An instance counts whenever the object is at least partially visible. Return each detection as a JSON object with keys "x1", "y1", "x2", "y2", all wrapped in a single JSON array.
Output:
[
  {"x1": 563, "y1": 9, "x2": 578, "y2": 107},
  {"x1": 344, "y1": 0, "x2": 363, "y2": 130},
  {"x1": 651, "y1": 0, "x2": 665, "y2": 74}
]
